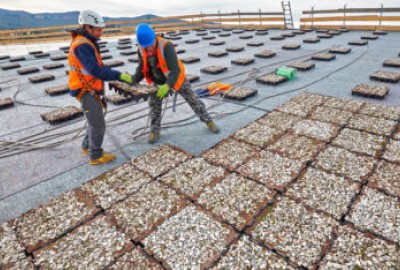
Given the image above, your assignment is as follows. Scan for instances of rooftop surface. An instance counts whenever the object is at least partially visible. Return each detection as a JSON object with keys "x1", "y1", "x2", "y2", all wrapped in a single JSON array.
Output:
[{"x1": 1, "y1": 28, "x2": 400, "y2": 269}]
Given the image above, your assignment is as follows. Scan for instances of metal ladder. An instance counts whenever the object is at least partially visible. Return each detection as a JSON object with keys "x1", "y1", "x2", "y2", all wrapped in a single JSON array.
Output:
[{"x1": 281, "y1": 1, "x2": 294, "y2": 29}]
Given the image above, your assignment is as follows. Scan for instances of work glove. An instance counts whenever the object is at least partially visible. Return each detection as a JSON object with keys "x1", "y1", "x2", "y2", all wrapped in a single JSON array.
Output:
[
  {"x1": 156, "y1": 84, "x2": 170, "y2": 99},
  {"x1": 119, "y1": 73, "x2": 134, "y2": 84}
]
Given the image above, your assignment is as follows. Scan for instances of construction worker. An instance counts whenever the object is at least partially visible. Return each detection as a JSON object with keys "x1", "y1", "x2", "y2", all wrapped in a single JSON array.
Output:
[
  {"x1": 68, "y1": 10, "x2": 133, "y2": 165},
  {"x1": 131, "y1": 23, "x2": 220, "y2": 143}
]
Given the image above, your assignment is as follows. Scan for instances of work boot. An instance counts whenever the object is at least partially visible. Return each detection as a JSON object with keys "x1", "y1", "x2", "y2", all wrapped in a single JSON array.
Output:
[
  {"x1": 148, "y1": 131, "x2": 160, "y2": 144},
  {"x1": 89, "y1": 152, "x2": 116, "y2": 165},
  {"x1": 207, "y1": 121, "x2": 220, "y2": 134},
  {"x1": 81, "y1": 148, "x2": 89, "y2": 155}
]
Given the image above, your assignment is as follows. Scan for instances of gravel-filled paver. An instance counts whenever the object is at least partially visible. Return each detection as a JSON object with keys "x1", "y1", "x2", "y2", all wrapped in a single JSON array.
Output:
[
  {"x1": 348, "y1": 113, "x2": 397, "y2": 136},
  {"x1": 80, "y1": 163, "x2": 152, "y2": 209},
  {"x1": 249, "y1": 196, "x2": 338, "y2": 269},
  {"x1": 197, "y1": 173, "x2": 276, "y2": 229},
  {"x1": 232, "y1": 121, "x2": 285, "y2": 148},
  {"x1": 346, "y1": 187, "x2": 400, "y2": 243},
  {"x1": 159, "y1": 158, "x2": 226, "y2": 200},
  {"x1": 286, "y1": 167, "x2": 360, "y2": 219},
  {"x1": 314, "y1": 146, "x2": 376, "y2": 182},
  {"x1": 201, "y1": 138, "x2": 260, "y2": 171},
  {"x1": 108, "y1": 247, "x2": 163, "y2": 270},
  {"x1": 383, "y1": 139, "x2": 400, "y2": 163},
  {"x1": 320, "y1": 225, "x2": 400, "y2": 270},
  {"x1": 238, "y1": 150, "x2": 305, "y2": 191},
  {"x1": 310, "y1": 105, "x2": 354, "y2": 126},
  {"x1": 291, "y1": 119, "x2": 340, "y2": 142},
  {"x1": 0, "y1": 220, "x2": 28, "y2": 269},
  {"x1": 107, "y1": 182, "x2": 187, "y2": 242},
  {"x1": 268, "y1": 133, "x2": 326, "y2": 162},
  {"x1": 369, "y1": 160, "x2": 400, "y2": 197},
  {"x1": 143, "y1": 205, "x2": 237, "y2": 270},
  {"x1": 332, "y1": 128, "x2": 386, "y2": 157},
  {"x1": 33, "y1": 215, "x2": 133, "y2": 269},
  {"x1": 131, "y1": 144, "x2": 192, "y2": 178},
  {"x1": 212, "y1": 234, "x2": 296, "y2": 270},
  {"x1": 16, "y1": 189, "x2": 100, "y2": 253}
]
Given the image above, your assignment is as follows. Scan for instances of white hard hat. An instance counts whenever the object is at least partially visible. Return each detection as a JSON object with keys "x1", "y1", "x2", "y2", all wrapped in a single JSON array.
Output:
[{"x1": 78, "y1": 10, "x2": 105, "y2": 27}]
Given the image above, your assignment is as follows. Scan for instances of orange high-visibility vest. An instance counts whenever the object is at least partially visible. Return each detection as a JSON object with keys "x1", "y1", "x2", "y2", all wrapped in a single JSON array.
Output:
[
  {"x1": 68, "y1": 35, "x2": 104, "y2": 100},
  {"x1": 140, "y1": 36, "x2": 185, "y2": 91}
]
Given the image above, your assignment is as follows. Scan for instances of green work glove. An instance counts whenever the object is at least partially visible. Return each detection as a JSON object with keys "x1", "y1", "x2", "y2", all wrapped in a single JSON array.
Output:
[
  {"x1": 120, "y1": 73, "x2": 133, "y2": 84},
  {"x1": 156, "y1": 84, "x2": 170, "y2": 99}
]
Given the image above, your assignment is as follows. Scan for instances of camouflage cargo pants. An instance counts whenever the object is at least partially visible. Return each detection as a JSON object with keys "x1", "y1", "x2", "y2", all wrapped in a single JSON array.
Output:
[{"x1": 148, "y1": 80, "x2": 212, "y2": 132}]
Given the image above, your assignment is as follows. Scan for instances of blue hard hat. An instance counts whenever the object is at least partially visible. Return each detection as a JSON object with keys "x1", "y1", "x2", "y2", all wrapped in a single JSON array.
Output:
[{"x1": 136, "y1": 23, "x2": 156, "y2": 48}]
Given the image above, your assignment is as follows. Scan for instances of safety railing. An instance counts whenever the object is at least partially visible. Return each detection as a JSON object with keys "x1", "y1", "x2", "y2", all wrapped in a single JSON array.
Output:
[
  {"x1": 300, "y1": 7, "x2": 400, "y2": 31},
  {"x1": 0, "y1": 10, "x2": 285, "y2": 45}
]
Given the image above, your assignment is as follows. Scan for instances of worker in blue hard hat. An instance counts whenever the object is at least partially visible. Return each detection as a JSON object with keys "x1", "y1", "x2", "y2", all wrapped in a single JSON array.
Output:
[{"x1": 130, "y1": 23, "x2": 220, "y2": 143}]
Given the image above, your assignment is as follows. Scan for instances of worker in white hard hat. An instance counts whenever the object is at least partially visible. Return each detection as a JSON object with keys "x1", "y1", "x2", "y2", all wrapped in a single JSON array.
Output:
[{"x1": 68, "y1": 10, "x2": 133, "y2": 165}]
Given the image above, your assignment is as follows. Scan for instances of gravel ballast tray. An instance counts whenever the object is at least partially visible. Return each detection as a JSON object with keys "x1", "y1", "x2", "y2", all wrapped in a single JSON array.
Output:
[
  {"x1": 310, "y1": 106, "x2": 354, "y2": 126},
  {"x1": 370, "y1": 70, "x2": 400, "y2": 83},
  {"x1": 291, "y1": 119, "x2": 340, "y2": 142},
  {"x1": 218, "y1": 33, "x2": 231, "y2": 37},
  {"x1": 332, "y1": 128, "x2": 386, "y2": 157},
  {"x1": 0, "y1": 55, "x2": 10, "y2": 60},
  {"x1": 143, "y1": 205, "x2": 237, "y2": 270},
  {"x1": 104, "y1": 60, "x2": 125, "y2": 68},
  {"x1": 317, "y1": 34, "x2": 333, "y2": 38},
  {"x1": 33, "y1": 215, "x2": 133, "y2": 269},
  {"x1": 198, "y1": 173, "x2": 276, "y2": 230},
  {"x1": 383, "y1": 58, "x2": 400, "y2": 68},
  {"x1": 120, "y1": 50, "x2": 137, "y2": 56},
  {"x1": 210, "y1": 40, "x2": 225, "y2": 46},
  {"x1": 105, "y1": 93, "x2": 134, "y2": 105},
  {"x1": 0, "y1": 98, "x2": 14, "y2": 110},
  {"x1": 282, "y1": 44, "x2": 301, "y2": 50},
  {"x1": 348, "y1": 113, "x2": 397, "y2": 136},
  {"x1": 212, "y1": 234, "x2": 296, "y2": 270},
  {"x1": 185, "y1": 39, "x2": 200, "y2": 44},
  {"x1": 116, "y1": 45, "x2": 132, "y2": 50},
  {"x1": 81, "y1": 164, "x2": 152, "y2": 210},
  {"x1": 50, "y1": 55, "x2": 68, "y2": 61},
  {"x1": 352, "y1": 83, "x2": 389, "y2": 99},
  {"x1": 16, "y1": 189, "x2": 100, "y2": 253},
  {"x1": 180, "y1": 56, "x2": 201, "y2": 63},
  {"x1": 101, "y1": 54, "x2": 112, "y2": 60},
  {"x1": 312, "y1": 53, "x2": 336, "y2": 61},
  {"x1": 288, "y1": 61, "x2": 315, "y2": 71},
  {"x1": 238, "y1": 34, "x2": 253, "y2": 39},
  {"x1": 127, "y1": 56, "x2": 139, "y2": 62},
  {"x1": 107, "y1": 182, "x2": 187, "y2": 242},
  {"x1": 254, "y1": 50, "x2": 276, "y2": 59},
  {"x1": 237, "y1": 150, "x2": 305, "y2": 191},
  {"x1": 270, "y1": 35, "x2": 285, "y2": 40},
  {"x1": 320, "y1": 225, "x2": 400, "y2": 269},
  {"x1": 383, "y1": 139, "x2": 400, "y2": 163},
  {"x1": 160, "y1": 157, "x2": 226, "y2": 200},
  {"x1": 256, "y1": 74, "x2": 287, "y2": 85},
  {"x1": 9, "y1": 56, "x2": 25, "y2": 62},
  {"x1": 323, "y1": 96, "x2": 365, "y2": 113},
  {"x1": 225, "y1": 46, "x2": 244, "y2": 52},
  {"x1": 40, "y1": 105, "x2": 83, "y2": 124},
  {"x1": 200, "y1": 65, "x2": 227, "y2": 75},
  {"x1": 28, "y1": 74, "x2": 55, "y2": 83},
  {"x1": 329, "y1": 45, "x2": 351, "y2": 54},
  {"x1": 233, "y1": 122, "x2": 285, "y2": 148},
  {"x1": 0, "y1": 220, "x2": 28, "y2": 269},
  {"x1": 256, "y1": 111, "x2": 302, "y2": 131},
  {"x1": 286, "y1": 167, "x2": 359, "y2": 219},
  {"x1": 201, "y1": 138, "x2": 260, "y2": 171},
  {"x1": 17, "y1": 67, "x2": 40, "y2": 75},
  {"x1": 346, "y1": 187, "x2": 400, "y2": 243},
  {"x1": 267, "y1": 133, "x2": 325, "y2": 163},
  {"x1": 109, "y1": 247, "x2": 163, "y2": 270},
  {"x1": 231, "y1": 57, "x2": 255, "y2": 65},
  {"x1": 43, "y1": 63, "x2": 64, "y2": 70},
  {"x1": 202, "y1": 35, "x2": 216, "y2": 40},
  {"x1": 224, "y1": 87, "x2": 258, "y2": 101},
  {"x1": 249, "y1": 196, "x2": 338, "y2": 269},
  {"x1": 275, "y1": 100, "x2": 315, "y2": 117},
  {"x1": 44, "y1": 84, "x2": 69, "y2": 96},
  {"x1": 109, "y1": 81, "x2": 157, "y2": 101},
  {"x1": 373, "y1": 30, "x2": 388, "y2": 35},
  {"x1": 246, "y1": 41, "x2": 264, "y2": 46},
  {"x1": 185, "y1": 74, "x2": 200, "y2": 83},
  {"x1": 314, "y1": 146, "x2": 376, "y2": 182},
  {"x1": 361, "y1": 35, "x2": 379, "y2": 40},
  {"x1": 348, "y1": 40, "x2": 368, "y2": 46},
  {"x1": 34, "y1": 53, "x2": 50, "y2": 58},
  {"x1": 131, "y1": 144, "x2": 192, "y2": 178},
  {"x1": 255, "y1": 30, "x2": 269, "y2": 35},
  {"x1": 1, "y1": 63, "x2": 21, "y2": 70},
  {"x1": 208, "y1": 51, "x2": 228, "y2": 57},
  {"x1": 369, "y1": 160, "x2": 400, "y2": 197},
  {"x1": 303, "y1": 38, "x2": 320, "y2": 43}
]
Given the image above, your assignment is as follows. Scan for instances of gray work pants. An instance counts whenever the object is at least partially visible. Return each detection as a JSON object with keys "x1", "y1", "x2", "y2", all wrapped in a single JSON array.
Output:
[
  {"x1": 148, "y1": 80, "x2": 212, "y2": 132},
  {"x1": 80, "y1": 93, "x2": 105, "y2": 160}
]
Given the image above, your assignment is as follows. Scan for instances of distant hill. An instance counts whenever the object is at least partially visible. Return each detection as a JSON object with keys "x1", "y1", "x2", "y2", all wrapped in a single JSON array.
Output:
[{"x1": 0, "y1": 9, "x2": 160, "y2": 30}]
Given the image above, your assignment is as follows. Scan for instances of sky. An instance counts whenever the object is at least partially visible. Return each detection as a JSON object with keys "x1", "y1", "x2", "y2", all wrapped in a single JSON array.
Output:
[{"x1": 0, "y1": 0, "x2": 399, "y2": 23}]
